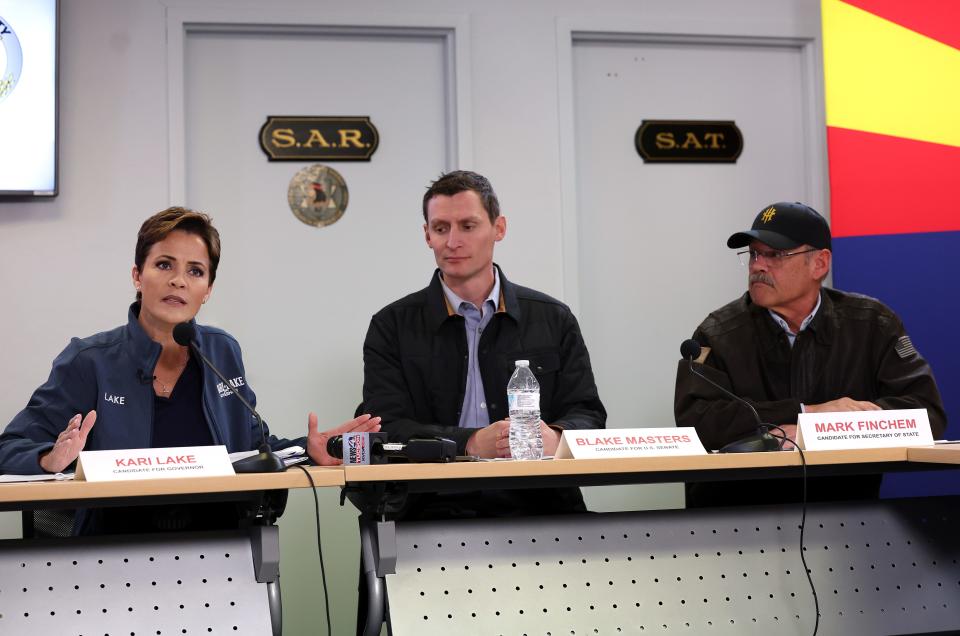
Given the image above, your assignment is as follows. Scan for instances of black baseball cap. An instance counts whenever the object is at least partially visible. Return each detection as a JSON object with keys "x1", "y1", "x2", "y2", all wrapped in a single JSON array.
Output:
[{"x1": 727, "y1": 202, "x2": 831, "y2": 251}]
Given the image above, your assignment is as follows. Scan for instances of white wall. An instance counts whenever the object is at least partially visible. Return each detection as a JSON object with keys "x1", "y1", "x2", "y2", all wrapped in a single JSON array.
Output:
[{"x1": 0, "y1": 0, "x2": 824, "y2": 633}]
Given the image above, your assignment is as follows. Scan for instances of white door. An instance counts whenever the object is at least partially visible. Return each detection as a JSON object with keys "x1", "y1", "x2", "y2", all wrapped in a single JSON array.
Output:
[
  {"x1": 182, "y1": 24, "x2": 454, "y2": 633},
  {"x1": 572, "y1": 35, "x2": 819, "y2": 511}
]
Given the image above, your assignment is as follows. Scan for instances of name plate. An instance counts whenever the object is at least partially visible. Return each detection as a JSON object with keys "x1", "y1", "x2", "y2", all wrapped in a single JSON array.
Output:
[
  {"x1": 797, "y1": 408, "x2": 933, "y2": 450},
  {"x1": 75, "y1": 445, "x2": 235, "y2": 481},
  {"x1": 555, "y1": 428, "x2": 706, "y2": 459}
]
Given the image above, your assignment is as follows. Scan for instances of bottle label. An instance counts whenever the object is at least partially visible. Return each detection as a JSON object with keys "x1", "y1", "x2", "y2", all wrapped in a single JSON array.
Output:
[{"x1": 508, "y1": 392, "x2": 539, "y2": 410}]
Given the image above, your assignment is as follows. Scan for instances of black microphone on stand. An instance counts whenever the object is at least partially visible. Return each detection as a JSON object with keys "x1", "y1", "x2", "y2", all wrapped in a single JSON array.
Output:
[
  {"x1": 680, "y1": 339, "x2": 782, "y2": 453},
  {"x1": 173, "y1": 322, "x2": 286, "y2": 473}
]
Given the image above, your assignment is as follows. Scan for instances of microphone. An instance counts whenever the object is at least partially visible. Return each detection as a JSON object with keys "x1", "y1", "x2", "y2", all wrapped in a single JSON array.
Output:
[
  {"x1": 326, "y1": 432, "x2": 457, "y2": 464},
  {"x1": 679, "y1": 339, "x2": 702, "y2": 363},
  {"x1": 173, "y1": 322, "x2": 285, "y2": 473},
  {"x1": 680, "y1": 339, "x2": 781, "y2": 453}
]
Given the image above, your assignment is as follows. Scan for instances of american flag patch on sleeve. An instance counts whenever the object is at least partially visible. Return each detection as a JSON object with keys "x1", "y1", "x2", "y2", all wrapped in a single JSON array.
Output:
[{"x1": 895, "y1": 335, "x2": 917, "y2": 359}]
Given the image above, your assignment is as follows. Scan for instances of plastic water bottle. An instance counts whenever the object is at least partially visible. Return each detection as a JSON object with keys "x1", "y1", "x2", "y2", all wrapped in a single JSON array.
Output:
[{"x1": 508, "y1": 360, "x2": 543, "y2": 460}]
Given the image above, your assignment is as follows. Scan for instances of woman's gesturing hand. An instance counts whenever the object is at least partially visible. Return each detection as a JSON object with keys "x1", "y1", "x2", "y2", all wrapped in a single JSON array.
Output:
[
  {"x1": 306, "y1": 412, "x2": 382, "y2": 466},
  {"x1": 39, "y1": 410, "x2": 97, "y2": 473}
]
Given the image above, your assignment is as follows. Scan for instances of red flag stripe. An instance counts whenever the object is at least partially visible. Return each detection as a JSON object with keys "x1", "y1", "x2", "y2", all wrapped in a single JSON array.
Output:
[
  {"x1": 828, "y1": 126, "x2": 960, "y2": 238},
  {"x1": 841, "y1": 0, "x2": 960, "y2": 51}
]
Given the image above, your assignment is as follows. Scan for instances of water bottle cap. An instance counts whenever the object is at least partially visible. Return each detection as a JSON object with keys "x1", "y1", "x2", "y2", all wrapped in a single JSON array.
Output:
[{"x1": 515, "y1": 360, "x2": 529, "y2": 367}]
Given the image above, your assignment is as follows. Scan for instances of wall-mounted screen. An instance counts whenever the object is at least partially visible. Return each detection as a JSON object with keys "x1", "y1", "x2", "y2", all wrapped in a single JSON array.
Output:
[{"x1": 0, "y1": 0, "x2": 57, "y2": 196}]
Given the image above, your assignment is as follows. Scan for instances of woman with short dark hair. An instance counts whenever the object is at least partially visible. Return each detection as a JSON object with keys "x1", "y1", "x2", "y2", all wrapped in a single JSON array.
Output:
[{"x1": 0, "y1": 207, "x2": 378, "y2": 530}]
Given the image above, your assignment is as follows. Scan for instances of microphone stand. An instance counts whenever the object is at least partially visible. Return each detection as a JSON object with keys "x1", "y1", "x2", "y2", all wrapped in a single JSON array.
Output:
[
  {"x1": 186, "y1": 342, "x2": 286, "y2": 474},
  {"x1": 685, "y1": 358, "x2": 782, "y2": 453}
]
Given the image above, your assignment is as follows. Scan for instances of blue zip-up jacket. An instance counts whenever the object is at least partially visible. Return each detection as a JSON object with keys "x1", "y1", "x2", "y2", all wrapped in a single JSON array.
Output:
[{"x1": 0, "y1": 304, "x2": 297, "y2": 475}]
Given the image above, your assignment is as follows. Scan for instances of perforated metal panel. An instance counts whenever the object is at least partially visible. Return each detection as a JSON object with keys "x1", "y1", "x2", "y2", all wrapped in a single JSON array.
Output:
[
  {"x1": 0, "y1": 530, "x2": 273, "y2": 636},
  {"x1": 385, "y1": 497, "x2": 960, "y2": 635}
]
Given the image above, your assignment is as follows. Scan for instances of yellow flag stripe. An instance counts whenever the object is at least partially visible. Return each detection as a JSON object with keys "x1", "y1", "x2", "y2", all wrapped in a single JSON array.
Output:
[{"x1": 822, "y1": 0, "x2": 960, "y2": 148}]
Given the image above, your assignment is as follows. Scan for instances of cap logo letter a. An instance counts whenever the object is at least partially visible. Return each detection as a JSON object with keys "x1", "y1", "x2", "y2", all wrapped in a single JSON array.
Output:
[{"x1": 761, "y1": 207, "x2": 776, "y2": 223}]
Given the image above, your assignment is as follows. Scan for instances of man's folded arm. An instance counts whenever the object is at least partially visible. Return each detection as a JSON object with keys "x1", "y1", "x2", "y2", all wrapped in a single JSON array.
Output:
[
  {"x1": 674, "y1": 357, "x2": 801, "y2": 451},
  {"x1": 871, "y1": 329, "x2": 947, "y2": 438}
]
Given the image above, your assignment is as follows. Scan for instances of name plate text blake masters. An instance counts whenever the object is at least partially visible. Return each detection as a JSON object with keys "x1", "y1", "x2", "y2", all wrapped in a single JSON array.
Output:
[
  {"x1": 75, "y1": 446, "x2": 235, "y2": 481},
  {"x1": 556, "y1": 428, "x2": 706, "y2": 459}
]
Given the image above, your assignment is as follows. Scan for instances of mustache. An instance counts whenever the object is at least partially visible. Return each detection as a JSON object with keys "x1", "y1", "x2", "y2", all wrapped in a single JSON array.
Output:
[{"x1": 749, "y1": 272, "x2": 775, "y2": 287}]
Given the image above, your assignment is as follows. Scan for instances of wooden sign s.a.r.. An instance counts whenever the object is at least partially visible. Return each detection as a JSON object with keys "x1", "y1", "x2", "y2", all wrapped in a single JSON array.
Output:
[{"x1": 259, "y1": 116, "x2": 379, "y2": 161}]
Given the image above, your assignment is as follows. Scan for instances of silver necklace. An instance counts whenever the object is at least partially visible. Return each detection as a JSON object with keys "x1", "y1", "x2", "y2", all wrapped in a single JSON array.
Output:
[{"x1": 153, "y1": 353, "x2": 189, "y2": 396}]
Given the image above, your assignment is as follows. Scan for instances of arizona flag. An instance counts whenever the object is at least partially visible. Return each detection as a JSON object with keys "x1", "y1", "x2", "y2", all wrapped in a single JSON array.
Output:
[{"x1": 822, "y1": 0, "x2": 959, "y2": 494}]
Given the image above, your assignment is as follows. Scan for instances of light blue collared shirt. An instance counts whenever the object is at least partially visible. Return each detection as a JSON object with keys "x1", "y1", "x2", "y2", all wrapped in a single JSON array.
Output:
[
  {"x1": 440, "y1": 269, "x2": 501, "y2": 429},
  {"x1": 768, "y1": 293, "x2": 821, "y2": 348}
]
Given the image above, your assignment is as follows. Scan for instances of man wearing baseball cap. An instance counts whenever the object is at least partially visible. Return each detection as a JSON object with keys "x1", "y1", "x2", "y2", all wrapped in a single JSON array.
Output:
[{"x1": 675, "y1": 202, "x2": 946, "y2": 507}]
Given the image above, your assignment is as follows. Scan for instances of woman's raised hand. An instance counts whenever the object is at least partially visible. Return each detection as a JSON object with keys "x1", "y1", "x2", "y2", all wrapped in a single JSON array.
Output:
[{"x1": 39, "y1": 410, "x2": 97, "y2": 473}]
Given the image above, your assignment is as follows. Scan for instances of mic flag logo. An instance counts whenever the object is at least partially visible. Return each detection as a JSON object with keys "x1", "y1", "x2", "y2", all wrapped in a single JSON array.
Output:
[
  {"x1": 346, "y1": 432, "x2": 369, "y2": 465},
  {"x1": 0, "y1": 15, "x2": 23, "y2": 103},
  {"x1": 761, "y1": 207, "x2": 777, "y2": 223}
]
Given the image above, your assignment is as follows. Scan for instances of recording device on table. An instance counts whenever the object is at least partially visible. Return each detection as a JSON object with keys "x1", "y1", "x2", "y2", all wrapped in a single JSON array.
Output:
[
  {"x1": 173, "y1": 322, "x2": 286, "y2": 473},
  {"x1": 326, "y1": 432, "x2": 458, "y2": 465},
  {"x1": 680, "y1": 339, "x2": 784, "y2": 453}
]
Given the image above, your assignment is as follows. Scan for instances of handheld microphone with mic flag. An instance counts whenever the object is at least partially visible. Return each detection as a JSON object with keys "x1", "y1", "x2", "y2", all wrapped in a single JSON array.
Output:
[
  {"x1": 680, "y1": 339, "x2": 782, "y2": 453},
  {"x1": 173, "y1": 322, "x2": 286, "y2": 473},
  {"x1": 326, "y1": 432, "x2": 457, "y2": 464}
]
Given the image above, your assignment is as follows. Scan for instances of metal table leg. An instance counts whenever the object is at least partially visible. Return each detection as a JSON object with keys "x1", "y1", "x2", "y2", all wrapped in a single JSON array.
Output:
[{"x1": 360, "y1": 519, "x2": 385, "y2": 636}]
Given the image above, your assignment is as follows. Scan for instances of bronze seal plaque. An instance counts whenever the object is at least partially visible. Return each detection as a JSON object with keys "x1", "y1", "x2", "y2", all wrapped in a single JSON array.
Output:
[{"x1": 287, "y1": 164, "x2": 349, "y2": 227}]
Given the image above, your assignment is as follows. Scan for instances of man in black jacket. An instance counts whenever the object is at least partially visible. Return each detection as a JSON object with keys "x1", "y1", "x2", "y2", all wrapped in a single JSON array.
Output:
[
  {"x1": 361, "y1": 170, "x2": 606, "y2": 518},
  {"x1": 675, "y1": 202, "x2": 946, "y2": 507}
]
